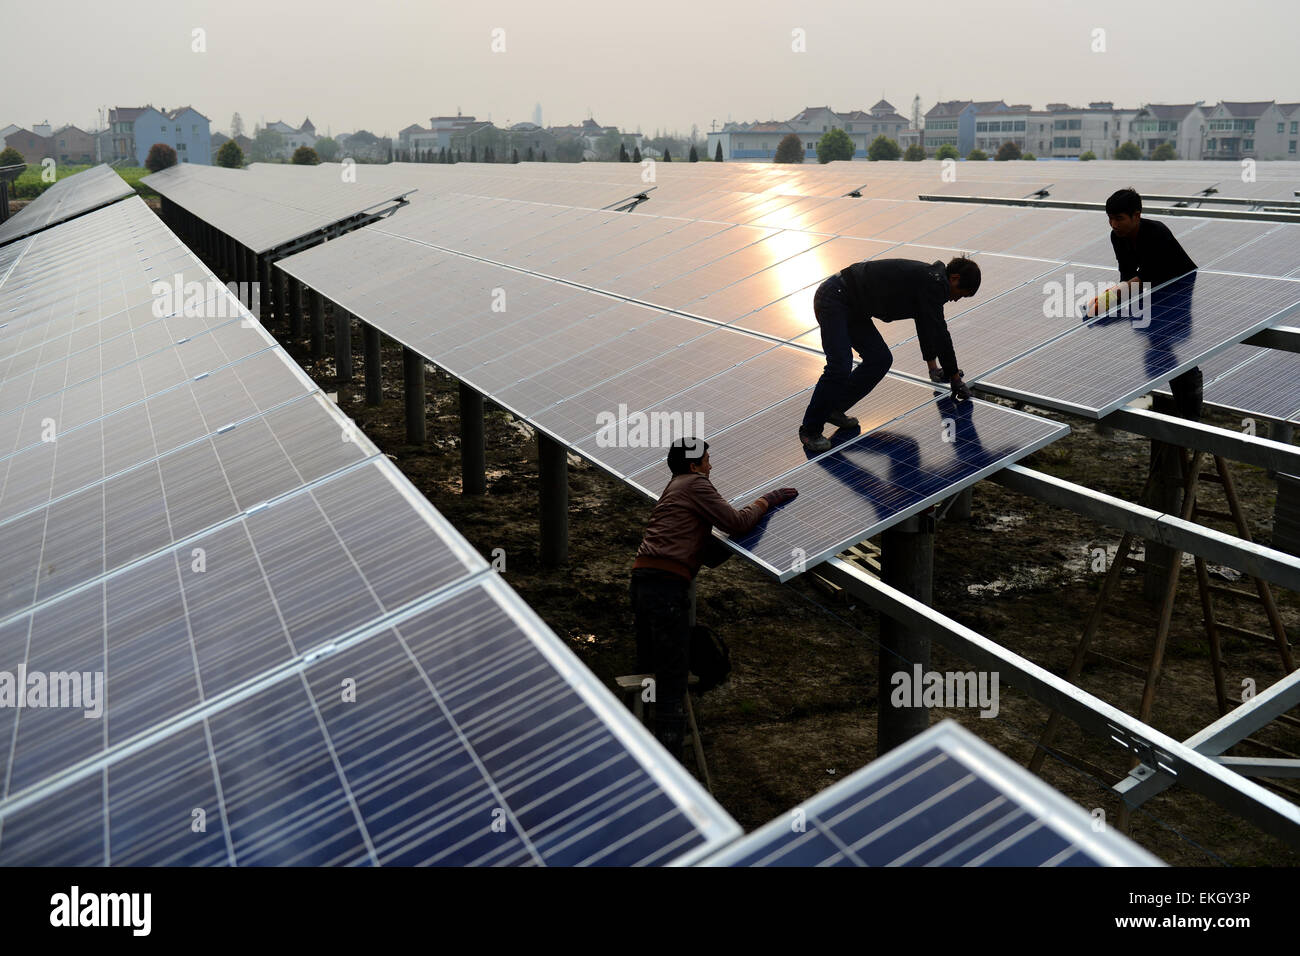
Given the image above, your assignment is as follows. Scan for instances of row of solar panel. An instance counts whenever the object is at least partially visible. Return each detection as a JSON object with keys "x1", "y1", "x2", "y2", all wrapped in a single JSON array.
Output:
[
  {"x1": 0, "y1": 195, "x2": 737, "y2": 866},
  {"x1": 0, "y1": 164, "x2": 135, "y2": 248}
]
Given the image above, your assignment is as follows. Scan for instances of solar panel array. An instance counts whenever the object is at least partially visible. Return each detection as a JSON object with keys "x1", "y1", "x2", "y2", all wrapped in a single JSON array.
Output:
[
  {"x1": 278, "y1": 188, "x2": 1067, "y2": 581},
  {"x1": 703, "y1": 720, "x2": 1163, "y2": 867},
  {"x1": 0, "y1": 195, "x2": 740, "y2": 866},
  {"x1": 0, "y1": 164, "x2": 134, "y2": 248},
  {"x1": 140, "y1": 162, "x2": 418, "y2": 254}
]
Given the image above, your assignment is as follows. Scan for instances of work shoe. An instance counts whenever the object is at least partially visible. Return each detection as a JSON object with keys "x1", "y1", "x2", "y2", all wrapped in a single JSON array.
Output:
[
  {"x1": 826, "y1": 410, "x2": 858, "y2": 429},
  {"x1": 798, "y1": 426, "x2": 831, "y2": 453}
]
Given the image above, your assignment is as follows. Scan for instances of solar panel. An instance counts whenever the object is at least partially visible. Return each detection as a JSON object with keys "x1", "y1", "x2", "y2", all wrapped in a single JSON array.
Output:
[
  {"x1": 0, "y1": 165, "x2": 133, "y2": 247},
  {"x1": 141, "y1": 162, "x2": 415, "y2": 254},
  {"x1": 0, "y1": 197, "x2": 739, "y2": 866},
  {"x1": 1195, "y1": 347, "x2": 1300, "y2": 423},
  {"x1": 981, "y1": 272, "x2": 1300, "y2": 417},
  {"x1": 703, "y1": 720, "x2": 1162, "y2": 866}
]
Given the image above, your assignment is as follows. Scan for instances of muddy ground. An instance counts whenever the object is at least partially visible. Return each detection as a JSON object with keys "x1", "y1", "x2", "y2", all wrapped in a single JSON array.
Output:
[{"x1": 166, "y1": 194, "x2": 1299, "y2": 866}]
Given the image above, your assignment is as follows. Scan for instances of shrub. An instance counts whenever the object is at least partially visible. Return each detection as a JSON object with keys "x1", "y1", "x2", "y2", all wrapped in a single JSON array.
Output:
[{"x1": 145, "y1": 143, "x2": 177, "y2": 172}]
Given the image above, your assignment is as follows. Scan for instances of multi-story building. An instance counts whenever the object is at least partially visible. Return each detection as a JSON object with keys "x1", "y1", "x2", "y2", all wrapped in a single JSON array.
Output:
[
  {"x1": 923, "y1": 101, "x2": 1008, "y2": 156},
  {"x1": 1, "y1": 127, "x2": 52, "y2": 163},
  {"x1": 1128, "y1": 104, "x2": 1207, "y2": 159},
  {"x1": 708, "y1": 102, "x2": 911, "y2": 161},
  {"x1": 106, "y1": 105, "x2": 211, "y2": 165},
  {"x1": 1036, "y1": 102, "x2": 1139, "y2": 159},
  {"x1": 265, "y1": 118, "x2": 316, "y2": 158},
  {"x1": 1203, "y1": 101, "x2": 1290, "y2": 160},
  {"x1": 50, "y1": 124, "x2": 95, "y2": 164},
  {"x1": 1280, "y1": 104, "x2": 1300, "y2": 158}
]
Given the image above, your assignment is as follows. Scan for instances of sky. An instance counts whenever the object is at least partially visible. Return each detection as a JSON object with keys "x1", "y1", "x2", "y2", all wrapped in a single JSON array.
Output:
[{"x1": 8, "y1": 0, "x2": 1299, "y2": 138}]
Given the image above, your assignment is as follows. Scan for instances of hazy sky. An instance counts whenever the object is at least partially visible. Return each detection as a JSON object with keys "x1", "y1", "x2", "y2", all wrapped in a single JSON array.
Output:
[{"x1": 10, "y1": 0, "x2": 1299, "y2": 138}]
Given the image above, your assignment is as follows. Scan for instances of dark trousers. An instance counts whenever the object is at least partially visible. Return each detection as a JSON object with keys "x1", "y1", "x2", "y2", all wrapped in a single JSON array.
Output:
[
  {"x1": 802, "y1": 274, "x2": 893, "y2": 431},
  {"x1": 628, "y1": 569, "x2": 690, "y2": 749}
]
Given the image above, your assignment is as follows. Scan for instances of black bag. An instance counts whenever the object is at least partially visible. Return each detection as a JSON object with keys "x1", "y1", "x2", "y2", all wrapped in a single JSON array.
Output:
[{"x1": 689, "y1": 623, "x2": 731, "y2": 693}]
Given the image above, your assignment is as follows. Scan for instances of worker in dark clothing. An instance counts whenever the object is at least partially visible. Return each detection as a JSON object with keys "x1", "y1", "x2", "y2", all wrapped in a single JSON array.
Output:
[
  {"x1": 630, "y1": 438, "x2": 797, "y2": 756},
  {"x1": 1088, "y1": 187, "x2": 1201, "y2": 419},
  {"x1": 800, "y1": 257, "x2": 981, "y2": 452}
]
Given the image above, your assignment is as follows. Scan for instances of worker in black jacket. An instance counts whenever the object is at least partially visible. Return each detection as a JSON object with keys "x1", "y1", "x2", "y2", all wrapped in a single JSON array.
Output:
[
  {"x1": 1088, "y1": 187, "x2": 1201, "y2": 419},
  {"x1": 800, "y1": 257, "x2": 981, "y2": 452}
]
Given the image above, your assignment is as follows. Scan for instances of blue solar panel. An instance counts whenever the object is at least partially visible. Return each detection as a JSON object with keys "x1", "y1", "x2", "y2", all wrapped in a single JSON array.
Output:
[
  {"x1": 720, "y1": 389, "x2": 1068, "y2": 581},
  {"x1": 982, "y1": 272, "x2": 1300, "y2": 417},
  {"x1": 703, "y1": 721, "x2": 1162, "y2": 866},
  {"x1": 0, "y1": 576, "x2": 738, "y2": 866}
]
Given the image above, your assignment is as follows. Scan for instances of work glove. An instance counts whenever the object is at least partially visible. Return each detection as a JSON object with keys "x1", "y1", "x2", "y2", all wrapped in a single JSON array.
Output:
[
  {"x1": 950, "y1": 377, "x2": 972, "y2": 403},
  {"x1": 1085, "y1": 287, "x2": 1118, "y2": 319},
  {"x1": 762, "y1": 487, "x2": 799, "y2": 508},
  {"x1": 928, "y1": 367, "x2": 947, "y2": 384}
]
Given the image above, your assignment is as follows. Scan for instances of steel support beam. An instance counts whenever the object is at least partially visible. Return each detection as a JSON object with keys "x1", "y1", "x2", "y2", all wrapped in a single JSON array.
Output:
[
  {"x1": 1115, "y1": 665, "x2": 1300, "y2": 805},
  {"x1": 363, "y1": 324, "x2": 382, "y2": 405},
  {"x1": 308, "y1": 289, "x2": 325, "y2": 359},
  {"x1": 538, "y1": 434, "x2": 569, "y2": 567},
  {"x1": 459, "y1": 382, "x2": 486, "y2": 496},
  {"x1": 989, "y1": 464, "x2": 1300, "y2": 592},
  {"x1": 287, "y1": 276, "x2": 304, "y2": 338},
  {"x1": 878, "y1": 514, "x2": 934, "y2": 754},
  {"x1": 815, "y1": 555, "x2": 1300, "y2": 847},
  {"x1": 1101, "y1": 406, "x2": 1300, "y2": 475},
  {"x1": 334, "y1": 306, "x2": 353, "y2": 381},
  {"x1": 402, "y1": 347, "x2": 425, "y2": 444}
]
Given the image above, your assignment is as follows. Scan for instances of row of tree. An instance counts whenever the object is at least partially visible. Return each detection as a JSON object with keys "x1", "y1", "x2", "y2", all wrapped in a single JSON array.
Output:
[{"x1": 772, "y1": 130, "x2": 1177, "y2": 163}]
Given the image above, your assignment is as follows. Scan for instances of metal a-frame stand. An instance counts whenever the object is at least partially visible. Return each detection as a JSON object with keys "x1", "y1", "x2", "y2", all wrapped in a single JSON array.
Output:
[{"x1": 1030, "y1": 443, "x2": 1297, "y2": 809}]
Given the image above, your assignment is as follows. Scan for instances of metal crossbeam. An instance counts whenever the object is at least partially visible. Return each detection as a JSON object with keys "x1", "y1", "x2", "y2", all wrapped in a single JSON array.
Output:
[
  {"x1": 816, "y1": 555, "x2": 1300, "y2": 847},
  {"x1": 1100, "y1": 406, "x2": 1300, "y2": 475},
  {"x1": 989, "y1": 464, "x2": 1300, "y2": 593}
]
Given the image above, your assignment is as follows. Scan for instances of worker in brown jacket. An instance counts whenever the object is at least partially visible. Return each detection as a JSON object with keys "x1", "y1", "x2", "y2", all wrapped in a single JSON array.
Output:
[{"x1": 630, "y1": 436, "x2": 797, "y2": 756}]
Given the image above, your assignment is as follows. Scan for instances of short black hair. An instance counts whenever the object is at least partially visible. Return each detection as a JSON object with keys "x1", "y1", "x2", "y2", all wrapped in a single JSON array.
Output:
[
  {"x1": 946, "y1": 256, "x2": 981, "y2": 295},
  {"x1": 667, "y1": 436, "x2": 708, "y2": 475},
  {"x1": 1106, "y1": 187, "x2": 1142, "y2": 217}
]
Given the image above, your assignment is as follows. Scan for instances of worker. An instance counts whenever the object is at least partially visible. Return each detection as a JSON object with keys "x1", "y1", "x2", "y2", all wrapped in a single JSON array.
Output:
[
  {"x1": 1088, "y1": 187, "x2": 1201, "y2": 419},
  {"x1": 630, "y1": 437, "x2": 797, "y2": 756},
  {"x1": 800, "y1": 257, "x2": 981, "y2": 452}
]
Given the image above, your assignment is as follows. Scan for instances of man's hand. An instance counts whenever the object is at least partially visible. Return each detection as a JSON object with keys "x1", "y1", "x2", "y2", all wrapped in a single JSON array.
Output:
[
  {"x1": 1086, "y1": 287, "x2": 1119, "y2": 318},
  {"x1": 950, "y1": 377, "x2": 972, "y2": 402},
  {"x1": 762, "y1": 488, "x2": 798, "y2": 508}
]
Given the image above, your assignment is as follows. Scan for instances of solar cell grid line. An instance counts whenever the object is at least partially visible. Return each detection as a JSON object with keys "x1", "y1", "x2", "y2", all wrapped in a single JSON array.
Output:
[
  {"x1": 574, "y1": 343, "x2": 831, "y2": 480},
  {"x1": 907, "y1": 204, "x2": 1036, "y2": 250},
  {"x1": 568, "y1": 220, "x2": 743, "y2": 289},
  {"x1": 703, "y1": 721, "x2": 1161, "y2": 866},
  {"x1": 0, "y1": 351, "x2": 318, "y2": 527},
  {"x1": 1197, "y1": 223, "x2": 1300, "y2": 278},
  {"x1": 0, "y1": 456, "x2": 493, "y2": 808},
  {"x1": 0, "y1": 322, "x2": 284, "y2": 462},
  {"x1": 526, "y1": 325, "x2": 775, "y2": 450},
  {"x1": 982, "y1": 271, "x2": 1300, "y2": 418},
  {"x1": 0, "y1": 571, "x2": 738, "y2": 866},
  {"x1": 593, "y1": 222, "x2": 783, "y2": 301},
  {"x1": 0, "y1": 165, "x2": 134, "y2": 248},
  {"x1": 885, "y1": 262, "x2": 1120, "y2": 384},
  {"x1": 745, "y1": 194, "x2": 845, "y2": 231},
  {"x1": 722, "y1": 393, "x2": 1068, "y2": 580},
  {"x1": 1197, "y1": 348, "x2": 1300, "y2": 423},
  {"x1": 0, "y1": 391, "x2": 383, "y2": 624}
]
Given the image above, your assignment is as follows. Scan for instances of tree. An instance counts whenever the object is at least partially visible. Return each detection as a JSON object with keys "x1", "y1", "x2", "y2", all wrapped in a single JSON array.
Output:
[
  {"x1": 216, "y1": 139, "x2": 243, "y2": 168},
  {"x1": 1152, "y1": 142, "x2": 1177, "y2": 161},
  {"x1": 145, "y1": 143, "x2": 178, "y2": 172},
  {"x1": 619, "y1": 142, "x2": 629, "y2": 162},
  {"x1": 1114, "y1": 141, "x2": 1141, "y2": 160},
  {"x1": 816, "y1": 128, "x2": 854, "y2": 163},
  {"x1": 903, "y1": 144, "x2": 926, "y2": 161},
  {"x1": 935, "y1": 143, "x2": 959, "y2": 161},
  {"x1": 966, "y1": 148, "x2": 988, "y2": 161},
  {"x1": 292, "y1": 146, "x2": 319, "y2": 165},
  {"x1": 541, "y1": 150, "x2": 548, "y2": 162},
  {"x1": 632, "y1": 145, "x2": 641, "y2": 163},
  {"x1": 555, "y1": 136, "x2": 584, "y2": 162},
  {"x1": 250, "y1": 127, "x2": 284, "y2": 162},
  {"x1": 774, "y1": 133, "x2": 804, "y2": 164},
  {"x1": 995, "y1": 140, "x2": 1022, "y2": 161},
  {"x1": 868, "y1": 135, "x2": 901, "y2": 161},
  {"x1": 0, "y1": 146, "x2": 24, "y2": 166},
  {"x1": 689, "y1": 144, "x2": 698, "y2": 162},
  {"x1": 470, "y1": 145, "x2": 478, "y2": 162},
  {"x1": 314, "y1": 136, "x2": 338, "y2": 162},
  {"x1": 715, "y1": 141, "x2": 723, "y2": 162},
  {"x1": 1022, "y1": 152, "x2": 1036, "y2": 161},
  {"x1": 231, "y1": 113, "x2": 244, "y2": 139},
  {"x1": 526, "y1": 146, "x2": 534, "y2": 162},
  {"x1": 512, "y1": 148, "x2": 519, "y2": 163},
  {"x1": 1079, "y1": 150, "x2": 1097, "y2": 161},
  {"x1": 663, "y1": 148, "x2": 671, "y2": 162}
]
